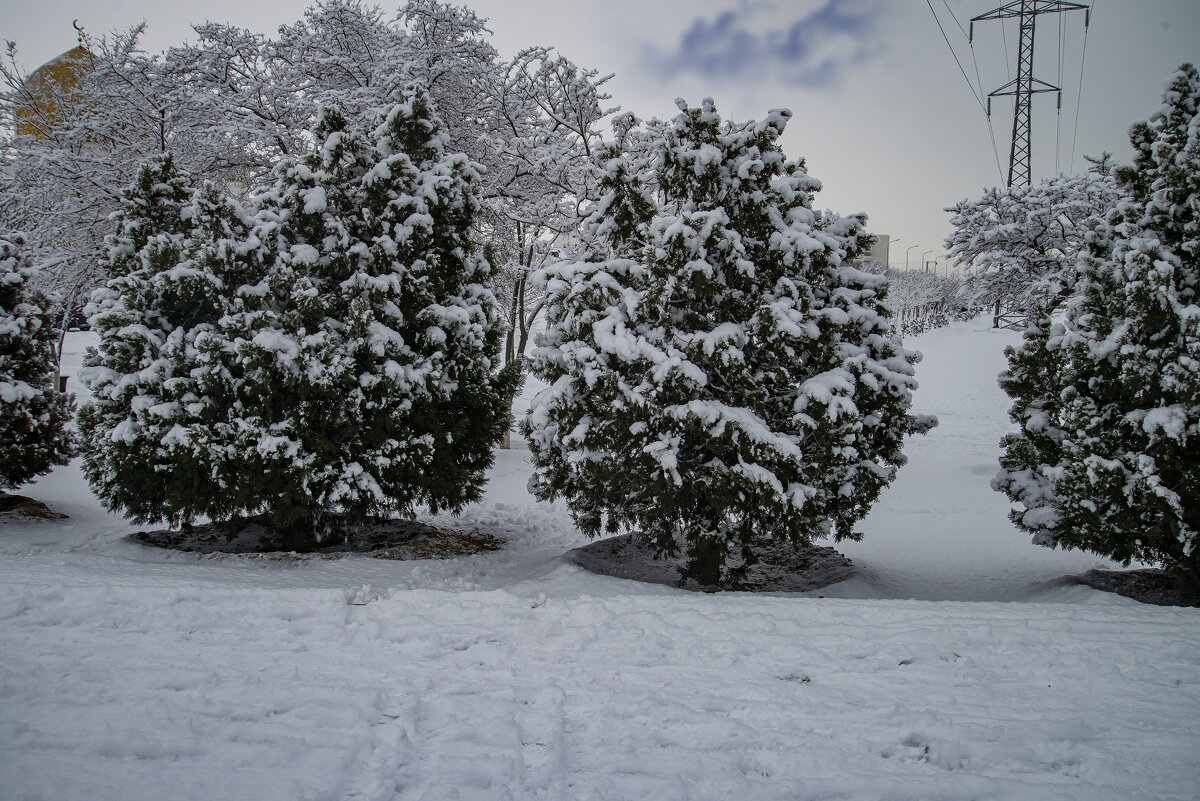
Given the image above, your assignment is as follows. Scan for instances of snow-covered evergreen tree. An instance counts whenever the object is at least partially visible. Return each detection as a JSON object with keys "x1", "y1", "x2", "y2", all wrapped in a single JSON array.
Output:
[
  {"x1": 523, "y1": 99, "x2": 935, "y2": 587},
  {"x1": 78, "y1": 155, "x2": 252, "y2": 525},
  {"x1": 0, "y1": 233, "x2": 76, "y2": 489},
  {"x1": 80, "y1": 92, "x2": 516, "y2": 539},
  {"x1": 226, "y1": 89, "x2": 517, "y2": 539},
  {"x1": 995, "y1": 65, "x2": 1200, "y2": 591}
]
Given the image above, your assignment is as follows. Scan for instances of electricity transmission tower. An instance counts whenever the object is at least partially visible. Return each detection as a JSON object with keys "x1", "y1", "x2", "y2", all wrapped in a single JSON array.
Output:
[{"x1": 970, "y1": 1, "x2": 1089, "y2": 188}]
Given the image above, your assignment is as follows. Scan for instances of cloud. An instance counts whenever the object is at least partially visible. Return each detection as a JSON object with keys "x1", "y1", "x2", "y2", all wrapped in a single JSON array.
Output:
[{"x1": 649, "y1": 0, "x2": 886, "y2": 89}]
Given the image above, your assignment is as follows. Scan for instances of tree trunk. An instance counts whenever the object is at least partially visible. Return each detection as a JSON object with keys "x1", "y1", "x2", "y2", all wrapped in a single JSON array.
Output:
[
  {"x1": 516, "y1": 272, "x2": 527, "y2": 355},
  {"x1": 505, "y1": 279, "x2": 522, "y2": 365},
  {"x1": 686, "y1": 533, "x2": 724, "y2": 590}
]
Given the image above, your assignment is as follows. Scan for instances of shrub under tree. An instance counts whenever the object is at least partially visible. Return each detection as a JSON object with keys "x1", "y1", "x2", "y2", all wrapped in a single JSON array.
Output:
[
  {"x1": 523, "y1": 100, "x2": 935, "y2": 588},
  {"x1": 995, "y1": 64, "x2": 1200, "y2": 592},
  {"x1": 0, "y1": 233, "x2": 76, "y2": 489}
]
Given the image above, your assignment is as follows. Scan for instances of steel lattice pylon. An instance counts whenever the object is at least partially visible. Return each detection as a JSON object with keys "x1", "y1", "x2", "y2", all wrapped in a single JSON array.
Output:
[{"x1": 971, "y1": 1, "x2": 1089, "y2": 187}]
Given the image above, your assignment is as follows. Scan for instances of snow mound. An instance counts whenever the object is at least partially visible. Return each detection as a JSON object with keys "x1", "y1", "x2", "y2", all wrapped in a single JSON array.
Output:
[
  {"x1": 1070, "y1": 568, "x2": 1199, "y2": 608},
  {"x1": 568, "y1": 533, "x2": 857, "y2": 593},
  {"x1": 0, "y1": 493, "x2": 67, "y2": 520}
]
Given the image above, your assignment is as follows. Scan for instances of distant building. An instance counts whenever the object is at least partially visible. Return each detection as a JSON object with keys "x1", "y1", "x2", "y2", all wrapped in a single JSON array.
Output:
[
  {"x1": 14, "y1": 45, "x2": 94, "y2": 140},
  {"x1": 851, "y1": 234, "x2": 890, "y2": 270},
  {"x1": 867, "y1": 234, "x2": 890, "y2": 265}
]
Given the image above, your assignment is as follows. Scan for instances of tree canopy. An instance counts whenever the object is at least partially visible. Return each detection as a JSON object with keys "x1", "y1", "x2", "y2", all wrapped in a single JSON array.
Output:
[{"x1": 524, "y1": 99, "x2": 935, "y2": 587}]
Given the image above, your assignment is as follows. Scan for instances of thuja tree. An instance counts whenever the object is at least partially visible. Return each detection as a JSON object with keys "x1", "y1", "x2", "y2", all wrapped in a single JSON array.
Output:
[
  {"x1": 0, "y1": 233, "x2": 75, "y2": 489},
  {"x1": 78, "y1": 155, "x2": 253, "y2": 524},
  {"x1": 80, "y1": 92, "x2": 517, "y2": 541},
  {"x1": 523, "y1": 100, "x2": 935, "y2": 587},
  {"x1": 224, "y1": 89, "x2": 518, "y2": 540},
  {"x1": 995, "y1": 65, "x2": 1200, "y2": 592}
]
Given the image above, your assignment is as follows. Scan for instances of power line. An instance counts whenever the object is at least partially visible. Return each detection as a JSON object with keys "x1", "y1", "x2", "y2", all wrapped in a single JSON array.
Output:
[
  {"x1": 967, "y1": 21, "x2": 989, "y2": 105},
  {"x1": 929, "y1": 1, "x2": 984, "y2": 107},
  {"x1": 1056, "y1": 12, "x2": 1064, "y2": 174},
  {"x1": 928, "y1": 0, "x2": 1006, "y2": 182},
  {"x1": 1001, "y1": 19, "x2": 1012, "y2": 81},
  {"x1": 941, "y1": 0, "x2": 970, "y2": 38},
  {"x1": 965, "y1": 22, "x2": 1004, "y2": 182},
  {"x1": 984, "y1": 113, "x2": 1007, "y2": 184},
  {"x1": 971, "y1": 38, "x2": 1008, "y2": 184},
  {"x1": 1069, "y1": 1, "x2": 1094, "y2": 173}
]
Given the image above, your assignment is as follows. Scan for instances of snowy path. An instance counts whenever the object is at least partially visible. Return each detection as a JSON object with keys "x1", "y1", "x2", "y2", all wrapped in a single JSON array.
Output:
[
  {"x1": 837, "y1": 321, "x2": 1124, "y2": 601},
  {"x1": 1, "y1": 321, "x2": 1198, "y2": 799}
]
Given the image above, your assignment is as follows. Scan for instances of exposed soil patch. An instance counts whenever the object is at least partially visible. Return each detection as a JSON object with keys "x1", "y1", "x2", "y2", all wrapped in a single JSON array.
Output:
[
  {"x1": 130, "y1": 514, "x2": 503, "y2": 561},
  {"x1": 0, "y1": 493, "x2": 68, "y2": 520},
  {"x1": 568, "y1": 533, "x2": 857, "y2": 593},
  {"x1": 1070, "y1": 568, "x2": 1199, "y2": 608}
]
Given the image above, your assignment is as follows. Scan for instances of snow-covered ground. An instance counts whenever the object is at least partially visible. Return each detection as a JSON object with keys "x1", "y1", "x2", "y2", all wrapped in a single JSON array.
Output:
[{"x1": 1, "y1": 320, "x2": 1198, "y2": 800}]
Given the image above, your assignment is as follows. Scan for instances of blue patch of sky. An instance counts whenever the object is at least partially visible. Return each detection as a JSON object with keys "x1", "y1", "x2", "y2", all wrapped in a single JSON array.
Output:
[{"x1": 650, "y1": 0, "x2": 885, "y2": 88}]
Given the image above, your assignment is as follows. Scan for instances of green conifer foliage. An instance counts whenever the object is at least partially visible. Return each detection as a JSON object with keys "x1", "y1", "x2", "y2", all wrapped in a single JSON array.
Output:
[
  {"x1": 228, "y1": 90, "x2": 517, "y2": 538},
  {"x1": 79, "y1": 94, "x2": 515, "y2": 542},
  {"x1": 996, "y1": 65, "x2": 1200, "y2": 590},
  {"x1": 524, "y1": 100, "x2": 934, "y2": 587},
  {"x1": 0, "y1": 234, "x2": 76, "y2": 489},
  {"x1": 78, "y1": 155, "x2": 238, "y2": 525}
]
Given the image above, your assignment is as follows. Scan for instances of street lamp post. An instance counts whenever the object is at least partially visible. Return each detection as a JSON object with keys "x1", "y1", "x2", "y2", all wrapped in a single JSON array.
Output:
[
  {"x1": 905, "y1": 244, "x2": 918, "y2": 271},
  {"x1": 920, "y1": 249, "x2": 932, "y2": 272}
]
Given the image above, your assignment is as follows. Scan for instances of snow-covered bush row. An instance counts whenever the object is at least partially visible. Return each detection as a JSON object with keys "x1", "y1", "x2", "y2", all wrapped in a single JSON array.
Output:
[
  {"x1": 995, "y1": 64, "x2": 1200, "y2": 590},
  {"x1": 78, "y1": 89, "x2": 516, "y2": 542},
  {"x1": 877, "y1": 267, "x2": 967, "y2": 336},
  {"x1": 0, "y1": 233, "x2": 75, "y2": 489},
  {"x1": 522, "y1": 100, "x2": 936, "y2": 588},
  {"x1": 1, "y1": 1, "x2": 611, "y2": 369}
]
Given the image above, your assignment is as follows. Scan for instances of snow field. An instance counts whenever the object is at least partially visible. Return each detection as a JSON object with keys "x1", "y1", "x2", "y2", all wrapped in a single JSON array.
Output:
[
  {"x1": 1, "y1": 321, "x2": 1198, "y2": 799},
  {"x1": 2, "y1": 581, "x2": 1198, "y2": 801}
]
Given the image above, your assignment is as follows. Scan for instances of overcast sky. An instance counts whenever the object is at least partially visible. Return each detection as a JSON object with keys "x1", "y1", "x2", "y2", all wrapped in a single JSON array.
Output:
[{"x1": 4, "y1": 0, "x2": 1198, "y2": 271}]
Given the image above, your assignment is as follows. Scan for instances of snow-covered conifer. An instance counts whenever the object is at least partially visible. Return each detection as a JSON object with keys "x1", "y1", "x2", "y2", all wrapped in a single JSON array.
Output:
[
  {"x1": 0, "y1": 233, "x2": 76, "y2": 489},
  {"x1": 228, "y1": 89, "x2": 517, "y2": 538},
  {"x1": 78, "y1": 155, "x2": 252, "y2": 524},
  {"x1": 523, "y1": 100, "x2": 935, "y2": 587},
  {"x1": 995, "y1": 65, "x2": 1200, "y2": 590}
]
